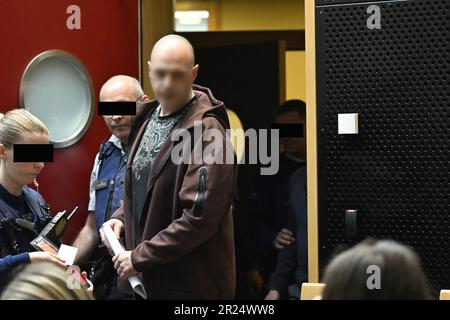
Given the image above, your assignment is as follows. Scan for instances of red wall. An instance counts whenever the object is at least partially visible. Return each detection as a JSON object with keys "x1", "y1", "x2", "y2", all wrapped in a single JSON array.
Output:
[{"x1": 0, "y1": 0, "x2": 139, "y2": 242}]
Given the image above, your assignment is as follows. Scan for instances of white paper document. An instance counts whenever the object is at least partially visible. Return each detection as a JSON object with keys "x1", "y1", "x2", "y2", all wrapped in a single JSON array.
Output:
[
  {"x1": 101, "y1": 224, "x2": 148, "y2": 299},
  {"x1": 58, "y1": 244, "x2": 78, "y2": 266}
]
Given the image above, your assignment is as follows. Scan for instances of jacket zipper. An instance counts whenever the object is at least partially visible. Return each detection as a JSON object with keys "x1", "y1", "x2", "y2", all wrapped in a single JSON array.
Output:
[
  {"x1": 104, "y1": 178, "x2": 115, "y2": 222},
  {"x1": 104, "y1": 154, "x2": 124, "y2": 222}
]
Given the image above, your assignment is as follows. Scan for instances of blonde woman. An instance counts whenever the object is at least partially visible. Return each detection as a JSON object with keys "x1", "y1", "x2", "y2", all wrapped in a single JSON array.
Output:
[
  {"x1": 1, "y1": 262, "x2": 93, "y2": 300},
  {"x1": 0, "y1": 109, "x2": 66, "y2": 287}
]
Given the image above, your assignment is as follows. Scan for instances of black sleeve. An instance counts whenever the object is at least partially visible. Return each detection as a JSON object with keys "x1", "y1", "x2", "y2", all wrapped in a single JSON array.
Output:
[
  {"x1": 266, "y1": 209, "x2": 297, "y2": 294},
  {"x1": 251, "y1": 176, "x2": 279, "y2": 254}
]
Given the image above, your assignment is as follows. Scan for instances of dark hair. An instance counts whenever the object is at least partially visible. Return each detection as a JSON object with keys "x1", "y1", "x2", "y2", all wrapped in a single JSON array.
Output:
[
  {"x1": 274, "y1": 99, "x2": 306, "y2": 120},
  {"x1": 322, "y1": 238, "x2": 432, "y2": 300}
]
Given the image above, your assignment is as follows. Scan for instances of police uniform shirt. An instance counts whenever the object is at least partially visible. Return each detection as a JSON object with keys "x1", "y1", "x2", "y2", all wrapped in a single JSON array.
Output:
[{"x1": 88, "y1": 134, "x2": 126, "y2": 212}]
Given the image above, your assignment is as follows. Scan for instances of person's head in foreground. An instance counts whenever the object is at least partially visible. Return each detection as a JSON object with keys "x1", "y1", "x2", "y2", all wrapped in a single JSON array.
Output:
[
  {"x1": 1, "y1": 262, "x2": 93, "y2": 300},
  {"x1": 322, "y1": 238, "x2": 431, "y2": 300}
]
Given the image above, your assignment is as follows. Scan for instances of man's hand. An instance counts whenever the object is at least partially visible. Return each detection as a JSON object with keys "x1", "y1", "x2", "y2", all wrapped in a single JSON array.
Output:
[
  {"x1": 273, "y1": 228, "x2": 295, "y2": 250},
  {"x1": 265, "y1": 290, "x2": 281, "y2": 300},
  {"x1": 112, "y1": 251, "x2": 137, "y2": 279},
  {"x1": 99, "y1": 218, "x2": 124, "y2": 252},
  {"x1": 29, "y1": 251, "x2": 66, "y2": 268}
]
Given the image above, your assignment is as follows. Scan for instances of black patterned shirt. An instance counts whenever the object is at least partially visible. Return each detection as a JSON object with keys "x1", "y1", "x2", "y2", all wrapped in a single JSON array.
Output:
[{"x1": 131, "y1": 97, "x2": 195, "y2": 237}]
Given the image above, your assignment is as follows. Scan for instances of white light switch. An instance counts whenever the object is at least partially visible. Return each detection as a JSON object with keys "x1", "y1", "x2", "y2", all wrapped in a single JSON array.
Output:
[{"x1": 338, "y1": 113, "x2": 359, "y2": 135}]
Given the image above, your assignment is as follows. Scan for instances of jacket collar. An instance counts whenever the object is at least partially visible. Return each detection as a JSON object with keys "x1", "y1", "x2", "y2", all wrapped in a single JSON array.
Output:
[{"x1": 127, "y1": 84, "x2": 229, "y2": 171}]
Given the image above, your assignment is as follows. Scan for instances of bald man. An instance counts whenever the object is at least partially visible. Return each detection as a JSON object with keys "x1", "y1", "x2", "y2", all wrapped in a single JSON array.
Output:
[
  {"x1": 101, "y1": 35, "x2": 237, "y2": 299},
  {"x1": 73, "y1": 75, "x2": 148, "y2": 299}
]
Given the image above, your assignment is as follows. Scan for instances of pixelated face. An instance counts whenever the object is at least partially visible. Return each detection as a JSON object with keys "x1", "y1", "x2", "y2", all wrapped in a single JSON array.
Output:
[{"x1": 149, "y1": 55, "x2": 198, "y2": 110}]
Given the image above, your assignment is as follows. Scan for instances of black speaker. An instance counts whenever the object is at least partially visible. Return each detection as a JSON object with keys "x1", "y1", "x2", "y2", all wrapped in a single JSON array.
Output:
[{"x1": 315, "y1": 0, "x2": 449, "y2": 294}]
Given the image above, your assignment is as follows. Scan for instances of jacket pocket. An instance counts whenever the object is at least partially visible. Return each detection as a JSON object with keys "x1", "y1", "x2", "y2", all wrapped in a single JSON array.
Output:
[
  {"x1": 94, "y1": 179, "x2": 108, "y2": 190},
  {"x1": 193, "y1": 166, "x2": 208, "y2": 217}
]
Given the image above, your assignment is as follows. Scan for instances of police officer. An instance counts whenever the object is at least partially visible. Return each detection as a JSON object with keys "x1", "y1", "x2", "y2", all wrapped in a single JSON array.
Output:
[
  {"x1": 72, "y1": 75, "x2": 148, "y2": 299},
  {"x1": 0, "y1": 109, "x2": 67, "y2": 287}
]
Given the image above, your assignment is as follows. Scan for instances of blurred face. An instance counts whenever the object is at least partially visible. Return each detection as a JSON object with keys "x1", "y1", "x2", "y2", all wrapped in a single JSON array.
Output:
[
  {"x1": 149, "y1": 57, "x2": 198, "y2": 110},
  {"x1": 0, "y1": 132, "x2": 48, "y2": 187},
  {"x1": 275, "y1": 111, "x2": 306, "y2": 159}
]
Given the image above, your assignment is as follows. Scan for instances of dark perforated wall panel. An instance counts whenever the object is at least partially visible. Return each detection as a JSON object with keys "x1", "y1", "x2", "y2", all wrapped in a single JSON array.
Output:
[
  {"x1": 316, "y1": 0, "x2": 449, "y2": 293},
  {"x1": 317, "y1": 0, "x2": 394, "y2": 5}
]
